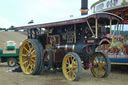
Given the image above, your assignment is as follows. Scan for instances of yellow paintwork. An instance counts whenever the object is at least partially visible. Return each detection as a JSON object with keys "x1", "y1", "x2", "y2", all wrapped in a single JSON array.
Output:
[
  {"x1": 91, "y1": 53, "x2": 106, "y2": 78},
  {"x1": 62, "y1": 54, "x2": 78, "y2": 81},
  {"x1": 20, "y1": 40, "x2": 36, "y2": 74},
  {"x1": 111, "y1": 63, "x2": 128, "y2": 65}
]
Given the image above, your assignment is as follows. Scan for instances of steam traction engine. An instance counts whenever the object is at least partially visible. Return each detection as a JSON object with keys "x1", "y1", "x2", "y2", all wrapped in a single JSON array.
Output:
[{"x1": 14, "y1": 12, "x2": 123, "y2": 81}]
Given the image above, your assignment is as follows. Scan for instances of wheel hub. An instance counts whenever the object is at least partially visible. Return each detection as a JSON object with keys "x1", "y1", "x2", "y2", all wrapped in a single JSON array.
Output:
[
  {"x1": 10, "y1": 61, "x2": 14, "y2": 64},
  {"x1": 26, "y1": 53, "x2": 31, "y2": 60}
]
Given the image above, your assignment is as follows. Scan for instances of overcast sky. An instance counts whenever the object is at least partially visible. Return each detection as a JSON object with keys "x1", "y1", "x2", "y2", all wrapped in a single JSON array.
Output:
[{"x1": 0, "y1": 0, "x2": 98, "y2": 28}]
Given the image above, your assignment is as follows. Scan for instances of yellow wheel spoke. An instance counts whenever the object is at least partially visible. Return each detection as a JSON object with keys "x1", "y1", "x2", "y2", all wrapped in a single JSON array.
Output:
[
  {"x1": 94, "y1": 59, "x2": 98, "y2": 64},
  {"x1": 67, "y1": 70, "x2": 71, "y2": 74},
  {"x1": 102, "y1": 62, "x2": 106, "y2": 66},
  {"x1": 97, "y1": 56, "x2": 101, "y2": 62},
  {"x1": 67, "y1": 58, "x2": 70, "y2": 64},
  {"x1": 66, "y1": 62, "x2": 70, "y2": 65},
  {"x1": 23, "y1": 47, "x2": 30, "y2": 53},
  {"x1": 23, "y1": 61, "x2": 28, "y2": 65},
  {"x1": 31, "y1": 58, "x2": 35, "y2": 63},
  {"x1": 71, "y1": 57, "x2": 75, "y2": 61},
  {"x1": 72, "y1": 71, "x2": 76, "y2": 78},
  {"x1": 66, "y1": 66, "x2": 70, "y2": 70},
  {"x1": 31, "y1": 55, "x2": 36, "y2": 58},
  {"x1": 27, "y1": 42, "x2": 31, "y2": 50},
  {"x1": 99, "y1": 63, "x2": 106, "y2": 72},
  {"x1": 21, "y1": 54, "x2": 27, "y2": 57},
  {"x1": 73, "y1": 65, "x2": 77, "y2": 70},
  {"x1": 29, "y1": 64, "x2": 33, "y2": 71},
  {"x1": 31, "y1": 63, "x2": 35, "y2": 67},
  {"x1": 30, "y1": 61, "x2": 35, "y2": 67},
  {"x1": 101, "y1": 57, "x2": 105, "y2": 63},
  {"x1": 26, "y1": 64, "x2": 30, "y2": 71},
  {"x1": 31, "y1": 50, "x2": 35, "y2": 55},
  {"x1": 30, "y1": 46, "x2": 34, "y2": 51},
  {"x1": 31, "y1": 57, "x2": 36, "y2": 61}
]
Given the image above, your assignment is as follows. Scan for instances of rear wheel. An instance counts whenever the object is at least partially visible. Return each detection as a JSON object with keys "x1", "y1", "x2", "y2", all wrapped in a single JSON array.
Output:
[
  {"x1": 36, "y1": 40, "x2": 44, "y2": 74},
  {"x1": 62, "y1": 52, "x2": 82, "y2": 81},
  {"x1": 20, "y1": 39, "x2": 44, "y2": 75},
  {"x1": 90, "y1": 52, "x2": 111, "y2": 78},
  {"x1": 7, "y1": 58, "x2": 17, "y2": 67}
]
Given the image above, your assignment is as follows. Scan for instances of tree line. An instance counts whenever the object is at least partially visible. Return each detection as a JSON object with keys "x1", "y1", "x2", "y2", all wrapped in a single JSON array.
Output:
[{"x1": 0, "y1": 26, "x2": 14, "y2": 31}]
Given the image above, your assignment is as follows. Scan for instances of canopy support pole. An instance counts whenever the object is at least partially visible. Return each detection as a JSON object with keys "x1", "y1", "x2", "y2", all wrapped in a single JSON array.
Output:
[
  {"x1": 110, "y1": 20, "x2": 112, "y2": 38},
  {"x1": 95, "y1": 19, "x2": 98, "y2": 39},
  {"x1": 86, "y1": 20, "x2": 95, "y2": 37},
  {"x1": 74, "y1": 24, "x2": 76, "y2": 43}
]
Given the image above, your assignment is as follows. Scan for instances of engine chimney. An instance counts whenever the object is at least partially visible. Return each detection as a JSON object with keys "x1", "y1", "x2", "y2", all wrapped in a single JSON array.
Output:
[{"x1": 81, "y1": 0, "x2": 88, "y2": 15}]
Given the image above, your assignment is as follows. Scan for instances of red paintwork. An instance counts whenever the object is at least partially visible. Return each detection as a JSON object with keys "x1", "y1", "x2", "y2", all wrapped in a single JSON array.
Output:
[
  {"x1": 121, "y1": 20, "x2": 128, "y2": 24},
  {"x1": 106, "y1": 7, "x2": 128, "y2": 22}
]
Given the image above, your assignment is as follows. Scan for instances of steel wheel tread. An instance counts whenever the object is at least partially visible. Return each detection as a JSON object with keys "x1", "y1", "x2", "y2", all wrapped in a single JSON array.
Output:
[{"x1": 36, "y1": 40, "x2": 44, "y2": 74}]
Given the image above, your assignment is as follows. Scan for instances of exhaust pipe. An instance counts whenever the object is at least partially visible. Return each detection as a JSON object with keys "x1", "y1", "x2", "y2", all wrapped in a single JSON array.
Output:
[{"x1": 81, "y1": 0, "x2": 88, "y2": 15}]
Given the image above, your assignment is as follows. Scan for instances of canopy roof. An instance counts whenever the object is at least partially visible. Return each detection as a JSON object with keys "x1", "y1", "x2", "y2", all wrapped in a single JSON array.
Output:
[{"x1": 15, "y1": 12, "x2": 123, "y2": 30}]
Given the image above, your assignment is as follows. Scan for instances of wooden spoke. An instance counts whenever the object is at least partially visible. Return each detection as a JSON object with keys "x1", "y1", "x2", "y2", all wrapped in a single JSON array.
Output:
[
  {"x1": 62, "y1": 52, "x2": 82, "y2": 81},
  {"x1": 21, "y1": 54, "x2": 27, "y2": 57},
  {"x1": 97, "y1": 56, "x2": 101, "y2": 62},
  {"x1": 94, "y1": 59, "x2": 98, "y2": 65},
  {"x1": 27, "y1": 42, "x2": 31, "y2": 50},
  {"x1": 23, "y1": 47, "x2": 30, "y2": 53},
  {"x1": 31, "y1": 50, "x2": 35, "y2": 55},
  {"x1": 72, "y1": 71, "x2": 76, "y2": 78},
  {"x1": 26, "y1": 64, "x2": 30, "y2": 71},
  {"x1": 23, "y1": 61, "x2": 28, "y2": 65}
]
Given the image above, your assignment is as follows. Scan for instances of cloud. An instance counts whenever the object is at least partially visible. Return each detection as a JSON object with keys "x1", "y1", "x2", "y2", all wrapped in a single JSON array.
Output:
[
  {"x1": 19, "y1": 0, "x2": 81, "y2": 24},
  {"x1": 0, "y1": 0, "x2": 99, "y2": 27},
  {"x1": 0, "y1": 18, "x2": 17, "y2": 28},
  {"x1": 20, "y1": 0, "x2": 98, "y2": 25}
]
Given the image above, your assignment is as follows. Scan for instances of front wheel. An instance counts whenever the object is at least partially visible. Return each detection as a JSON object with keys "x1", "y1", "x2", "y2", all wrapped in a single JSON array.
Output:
[
  {"x1": 62, "y1": 52, "x2": 82, "y2": 81},
  {"x1": 90, "y1": 52, "x2": 111, "y2": 78}
]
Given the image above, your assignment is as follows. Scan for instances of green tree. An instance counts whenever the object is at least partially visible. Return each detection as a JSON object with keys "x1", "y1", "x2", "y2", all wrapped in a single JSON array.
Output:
[
  {"x1": 8, "y1": 26, "x2": 14, "y2": 30},
  {"x1": 0, "y1": 28, "x2": 6, "y2": 30}
]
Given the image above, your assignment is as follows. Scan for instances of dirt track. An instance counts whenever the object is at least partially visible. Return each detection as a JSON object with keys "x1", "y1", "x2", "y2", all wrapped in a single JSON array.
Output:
[{"x1": 0, "y1": 64, "x2": 127, "y2": 85}]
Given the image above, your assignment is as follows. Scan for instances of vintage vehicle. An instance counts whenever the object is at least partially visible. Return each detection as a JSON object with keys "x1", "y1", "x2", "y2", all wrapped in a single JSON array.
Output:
[
  {"x1": 15, "y1": 12, "x2": 123, "y2": 81},
  {"x1": 0, "y1": 41, "x2": 19, "y2": 67}
]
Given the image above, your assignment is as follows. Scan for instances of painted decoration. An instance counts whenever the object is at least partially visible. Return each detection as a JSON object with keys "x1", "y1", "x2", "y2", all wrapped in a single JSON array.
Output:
[{"x1": 92, "y1": 0, "x2": 128, "y2": 13}]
